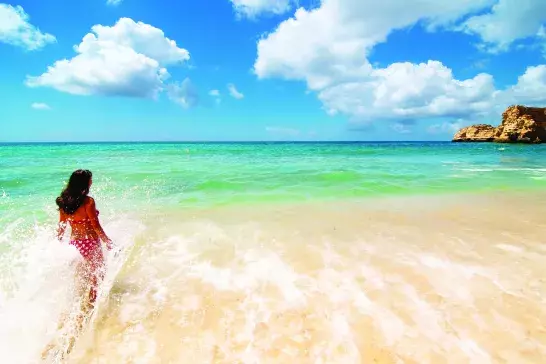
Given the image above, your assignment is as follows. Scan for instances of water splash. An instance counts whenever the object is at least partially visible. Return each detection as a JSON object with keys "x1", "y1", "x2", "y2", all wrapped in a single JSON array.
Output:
[{"x1": 0, "y1": 215, "x2": 143, "y2": 363}]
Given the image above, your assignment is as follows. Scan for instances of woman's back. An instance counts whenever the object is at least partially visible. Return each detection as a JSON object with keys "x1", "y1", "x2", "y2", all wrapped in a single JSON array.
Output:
[
  {"x1": 61, "y1": 197, "x2": 100, "y2": 240},
  {"x1": 56, "y1": 169, "x2": 111, "y2": 249}
]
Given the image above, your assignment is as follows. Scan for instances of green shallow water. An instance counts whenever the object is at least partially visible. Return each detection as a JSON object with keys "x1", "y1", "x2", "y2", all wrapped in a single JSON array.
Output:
[{"x1": 2, "y1": 142, "x2": 546, "y2": 224}]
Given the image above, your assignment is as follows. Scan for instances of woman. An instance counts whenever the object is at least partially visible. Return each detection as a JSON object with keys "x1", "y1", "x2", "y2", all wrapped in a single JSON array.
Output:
[
  {"x1": 56, "y1": 169, "x2": 113, "y2": 304},
  {"x1": 42, "y1": 169, "x2": 114, "y2": 359}
]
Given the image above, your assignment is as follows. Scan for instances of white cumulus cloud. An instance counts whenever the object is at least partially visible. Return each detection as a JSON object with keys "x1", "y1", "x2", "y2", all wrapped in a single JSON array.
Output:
[
  {"x1": 228, "y1": 83, "x2": 244, "y2": 99},
  {"x1": 25, "y1": 18, "x2": 190, "y2": 98},
  {"x1": 86, "y1": 18, "x2": 189, "y2": 65},
  {"x1": 31, "y1": 102, "x2": 51, "y2": 110},
  {"x1": 229, "y1": 0, "x2": 293, "y2": 18},
  {"x1": 167, "y1": 78, "x2": 199, "y2": 108},
  {"x1": 253, "y1": 0, "x2": 546, "y2": 127},
  {"x1": 460, "y1": 0, "x2": 546, "y2": 52},
  {"x1": 505, "y1": 65, "x2": 546, "y2": 105},
  {"x1": 0, "y1": 4, "x2": 56, "y2": 50},
  {"x1": 107, "y1": 0, "x2": 123, "y2": 6},
  {"x1": 318, "y1": 61, "x2": 499, "y2": 123},
  {"x1": 254, "y1": 0, "x2": 494, "y2": 88}
]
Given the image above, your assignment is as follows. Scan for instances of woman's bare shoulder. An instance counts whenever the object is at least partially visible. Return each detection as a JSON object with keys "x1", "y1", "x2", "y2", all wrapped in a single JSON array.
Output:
[{"x1": 84, "y1": 196, "x2": 96, "y2": 205}]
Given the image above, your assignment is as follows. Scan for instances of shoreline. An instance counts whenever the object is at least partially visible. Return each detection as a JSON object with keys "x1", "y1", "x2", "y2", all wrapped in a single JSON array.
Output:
[{"x1": 139, "y1": 186, "x2": 546, "y2": 220}]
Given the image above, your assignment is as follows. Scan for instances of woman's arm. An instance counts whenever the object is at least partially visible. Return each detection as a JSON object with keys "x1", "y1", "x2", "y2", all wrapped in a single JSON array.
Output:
[
  {"x1": 85, "y1": 197, "x2": 112, "y2": 249},
  {"x1": 57, "y1": 210, "x2": 67, "y2": 241}
]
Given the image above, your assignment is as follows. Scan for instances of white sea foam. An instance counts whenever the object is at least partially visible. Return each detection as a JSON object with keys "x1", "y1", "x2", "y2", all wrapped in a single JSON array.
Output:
[
  {"x1": 0, "y1": 225, "x2": 77, "y2": 363},
  {"x1": 2, "y1": 196, "x2": 546, "y2": 363}
]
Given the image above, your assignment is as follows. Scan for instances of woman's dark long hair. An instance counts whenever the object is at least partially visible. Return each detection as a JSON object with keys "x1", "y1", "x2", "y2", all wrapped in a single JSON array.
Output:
[{"x1": 56, "y1": 169, "x2": 92, "y2": 214}]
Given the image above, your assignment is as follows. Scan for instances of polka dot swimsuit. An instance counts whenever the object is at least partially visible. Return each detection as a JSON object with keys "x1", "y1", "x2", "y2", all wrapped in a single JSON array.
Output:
[
  {"x1": 70, "y1": 238, "x2": 101, "y2": 260},
  {"x1": 68, "y1": 211, "x2": 103, "y2": 262}
]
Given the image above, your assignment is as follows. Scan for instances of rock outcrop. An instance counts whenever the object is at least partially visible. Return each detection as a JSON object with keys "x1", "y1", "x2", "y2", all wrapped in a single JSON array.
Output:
[
  {"x1": 452, "y1": 124, "x2": 496, "y2": 142},
  {"x1": 453, "y1": 106, "x2": 546, "y2": 143}
]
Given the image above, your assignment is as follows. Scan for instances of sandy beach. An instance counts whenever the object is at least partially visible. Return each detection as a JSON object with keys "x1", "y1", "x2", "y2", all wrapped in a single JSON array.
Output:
[{"x1": 61, "y1": 191, "x2": 546, "y2": 363}]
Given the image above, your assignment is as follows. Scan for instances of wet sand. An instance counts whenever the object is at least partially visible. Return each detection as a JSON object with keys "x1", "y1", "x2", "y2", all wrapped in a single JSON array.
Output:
[{"x1": 67, "y1": 192, "x2": 546, "y2": 363}]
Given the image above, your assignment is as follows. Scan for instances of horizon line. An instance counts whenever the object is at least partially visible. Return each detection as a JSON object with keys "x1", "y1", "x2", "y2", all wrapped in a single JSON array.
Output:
[{"x1": 0, "y1": 140, "x2": 452, "y2": 144}]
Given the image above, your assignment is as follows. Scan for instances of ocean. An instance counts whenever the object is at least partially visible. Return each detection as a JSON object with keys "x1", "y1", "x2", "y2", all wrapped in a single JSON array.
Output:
[{"x1": 1, "y1": 142, "x2": 545, "y2": 363}]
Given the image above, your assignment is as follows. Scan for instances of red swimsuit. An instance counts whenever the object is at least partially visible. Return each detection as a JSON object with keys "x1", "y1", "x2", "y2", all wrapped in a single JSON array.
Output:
[
  {"x1": 70, "y1": 238, "x2": 102, "y2": 260},
  {"x1": 67, "y1": 210, "x2": 106, "y2": 302},
  {"x1": 69, "y1": 211, "x2": 103, "y2": 262}
]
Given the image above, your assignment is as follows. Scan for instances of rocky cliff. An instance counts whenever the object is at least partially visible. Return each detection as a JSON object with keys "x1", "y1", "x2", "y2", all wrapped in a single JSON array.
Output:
[{"x1": 453, "y1": 106, "x2": 546, "y2": 143}]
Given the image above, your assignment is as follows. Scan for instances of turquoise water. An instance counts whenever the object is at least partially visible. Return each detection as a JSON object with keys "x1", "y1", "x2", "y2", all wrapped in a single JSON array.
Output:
[
  {"x1": 2, "y1": 142, "x2": 546, "y2": 221},
  {"x1": 2, "y1": 142, "x2": 546, "y2": 362}
]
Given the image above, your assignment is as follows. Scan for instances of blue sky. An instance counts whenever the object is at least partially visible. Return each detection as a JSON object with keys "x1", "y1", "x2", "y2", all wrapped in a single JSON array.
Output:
[{"x1": 1, "y1": 0, "x2": 546, "y2": 142}]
